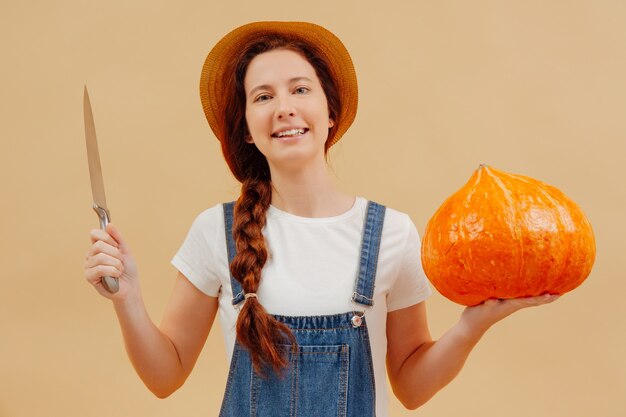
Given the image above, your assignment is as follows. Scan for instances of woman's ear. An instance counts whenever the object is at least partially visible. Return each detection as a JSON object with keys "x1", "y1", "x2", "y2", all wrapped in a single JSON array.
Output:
[
  {"x1": 245, "y1": 135, "x2": 254, "y2": 144},
  {"x1": 328, "y1": 119, "x2": 335, "y2": 128}
]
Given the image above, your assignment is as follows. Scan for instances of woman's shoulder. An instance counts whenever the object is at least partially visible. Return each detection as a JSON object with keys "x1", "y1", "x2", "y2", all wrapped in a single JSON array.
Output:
[
  {"x1": 361, "y1": 197, "x2": 415, "y2": 230},
  {"x1": 188, "y1": 201, "x2": 230, "y2": 230}
]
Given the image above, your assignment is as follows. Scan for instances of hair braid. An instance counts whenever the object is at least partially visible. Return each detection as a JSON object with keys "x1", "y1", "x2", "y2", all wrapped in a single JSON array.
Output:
[
  {"x1": 219, "y1": 35, "x2": 342, "y2": 376},
  {"x1": 231, "y1": 178, "x2": 296, "y2": 376}
]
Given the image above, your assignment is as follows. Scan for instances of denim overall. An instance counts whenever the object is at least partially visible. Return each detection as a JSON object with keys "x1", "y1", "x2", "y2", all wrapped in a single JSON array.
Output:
[{"x1": 219, "y1": 200, "x2": 386, "y2": 417}]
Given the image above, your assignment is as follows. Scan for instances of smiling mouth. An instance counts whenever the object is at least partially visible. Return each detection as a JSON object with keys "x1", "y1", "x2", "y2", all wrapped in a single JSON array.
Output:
[{"x1": 271, "y1": 128, "x2": 309, "y2": 138}]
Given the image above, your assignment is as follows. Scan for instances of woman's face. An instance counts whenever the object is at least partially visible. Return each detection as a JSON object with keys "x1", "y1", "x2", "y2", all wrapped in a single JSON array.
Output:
[{"x1": 243, "y1": 48, "x2": 333, "y2": 171}]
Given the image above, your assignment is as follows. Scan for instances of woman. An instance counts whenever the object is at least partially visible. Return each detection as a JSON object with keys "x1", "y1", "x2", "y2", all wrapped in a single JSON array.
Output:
[{"x1": 84, "y1": 21, "x2": 557, "y2": 417}]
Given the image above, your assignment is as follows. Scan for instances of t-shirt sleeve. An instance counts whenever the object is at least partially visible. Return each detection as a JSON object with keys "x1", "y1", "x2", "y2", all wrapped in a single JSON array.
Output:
[
  {"x1": 170, "y1": 206, "x2": 223, "y2": 297},
  {"x1": 386, "y1": 216, "x2": 432, "y2": 312}
]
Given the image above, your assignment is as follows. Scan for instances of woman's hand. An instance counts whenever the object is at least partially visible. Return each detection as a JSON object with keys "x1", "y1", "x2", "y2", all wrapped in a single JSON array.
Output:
[
  {"x1": 459, "y1": 294, "x2": 560, "y2": 338},
  {"x1": 84, "y1": 223, "x2": 140, "y2": 301}
]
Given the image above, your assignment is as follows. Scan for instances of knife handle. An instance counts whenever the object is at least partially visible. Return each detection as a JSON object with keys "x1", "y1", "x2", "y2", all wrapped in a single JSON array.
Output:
[{"x1": 92, "y1": 204, "x2": 120, "y2": 294}]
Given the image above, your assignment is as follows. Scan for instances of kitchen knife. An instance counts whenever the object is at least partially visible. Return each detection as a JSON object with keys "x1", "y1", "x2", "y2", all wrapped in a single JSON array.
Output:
[{"x1": 84, "y1": 86, "x2": 119, "y2": 293}]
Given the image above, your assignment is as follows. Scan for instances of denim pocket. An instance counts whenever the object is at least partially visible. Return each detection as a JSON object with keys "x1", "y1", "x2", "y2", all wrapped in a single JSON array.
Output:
[{"x1": 251, "y1": 344, "x2": 350, "y2": 417}]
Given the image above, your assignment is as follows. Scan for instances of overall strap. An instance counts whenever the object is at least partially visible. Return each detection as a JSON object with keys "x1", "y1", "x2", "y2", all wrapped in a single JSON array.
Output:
[
  {"x1": 225, "y1": 200, "x2": 386, "y2": 308},
  {"x1": 351, "y1": 201, "x2": 386, "y2": 307},
  {"x1": 223, "y1": 202, "x2": 245, "y2": 306}
]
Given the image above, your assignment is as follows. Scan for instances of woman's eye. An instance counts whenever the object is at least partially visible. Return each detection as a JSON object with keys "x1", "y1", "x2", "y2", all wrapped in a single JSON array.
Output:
[
  {"x1": 254, "y1": 94, "x2": 271, "y2": 103},
  {"x1": 294, "y1": 87, "x2": 310, "y2": 94}
]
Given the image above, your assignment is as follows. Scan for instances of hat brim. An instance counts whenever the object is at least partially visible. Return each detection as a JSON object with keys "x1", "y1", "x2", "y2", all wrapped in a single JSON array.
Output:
[{"x1": 200, "y1": 21, "x2": 357, "y2": 147}]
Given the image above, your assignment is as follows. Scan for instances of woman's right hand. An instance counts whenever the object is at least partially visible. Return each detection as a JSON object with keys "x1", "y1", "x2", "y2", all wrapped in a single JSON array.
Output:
[{"x1": 84, "y1": 223, "x2": 140, "y2": 301}]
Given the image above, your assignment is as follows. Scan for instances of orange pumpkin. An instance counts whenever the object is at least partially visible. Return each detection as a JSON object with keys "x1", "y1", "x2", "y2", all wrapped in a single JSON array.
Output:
[{"x1": 421, "y1": 164, "x2": 595, "y2": 306}]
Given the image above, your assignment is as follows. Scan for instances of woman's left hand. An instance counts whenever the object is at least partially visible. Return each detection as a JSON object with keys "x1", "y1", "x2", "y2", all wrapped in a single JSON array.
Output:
[{"x1": 459, "y1": 294, "x2": 561, "y2": 338}]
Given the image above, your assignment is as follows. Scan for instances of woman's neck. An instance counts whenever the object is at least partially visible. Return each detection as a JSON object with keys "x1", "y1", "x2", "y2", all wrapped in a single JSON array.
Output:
[{"x1": 268, "y1": 160, "x2": 355, "y2": 218}]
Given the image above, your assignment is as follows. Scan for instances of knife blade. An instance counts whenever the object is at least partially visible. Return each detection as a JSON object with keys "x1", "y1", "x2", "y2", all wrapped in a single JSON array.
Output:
[{"x1": 84, "y1": 86, "x2": 119, "y2": 293}]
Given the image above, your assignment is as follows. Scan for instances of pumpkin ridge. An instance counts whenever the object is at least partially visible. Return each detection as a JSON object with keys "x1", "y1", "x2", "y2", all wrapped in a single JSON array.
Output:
[
  {"x1": 485, "y1": 167, "x2": 525, "y2": 298},
  {"x1": 535, "y1": 181, "x2": 569, "y2": 294},
  {"x1": 554, "y1": 191, "x2": 586, "y2": 294},
  {"x1": 462, "y1": 165, "x2": 483, "y2": 206}
]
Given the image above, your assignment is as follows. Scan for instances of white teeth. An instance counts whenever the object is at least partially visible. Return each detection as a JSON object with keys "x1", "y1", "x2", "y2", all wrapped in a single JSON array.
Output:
[{"x1": 275, "y1": 128, "x2": 306, "y2": 138}]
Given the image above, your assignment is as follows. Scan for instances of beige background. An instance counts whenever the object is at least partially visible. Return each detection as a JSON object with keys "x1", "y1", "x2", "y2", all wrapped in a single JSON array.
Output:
[{"x1": 1, "y1": 0, "x2": 625, "y2": 416}]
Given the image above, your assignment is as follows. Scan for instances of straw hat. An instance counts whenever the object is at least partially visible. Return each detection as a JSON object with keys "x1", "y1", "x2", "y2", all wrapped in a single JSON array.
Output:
[{"x1": 199, "y1": 21, "x2": 358, "y2": 147}]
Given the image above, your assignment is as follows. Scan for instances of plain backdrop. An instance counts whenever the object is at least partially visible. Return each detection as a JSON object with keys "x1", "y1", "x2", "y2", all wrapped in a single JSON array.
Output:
[{"x1": 1, "y1": 1, "x2": 625, "y2": 416}]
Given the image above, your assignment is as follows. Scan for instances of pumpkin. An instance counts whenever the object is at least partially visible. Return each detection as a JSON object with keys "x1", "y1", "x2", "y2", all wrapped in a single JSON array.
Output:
[{"x1": 421, "y1": 164, "x2": 595, "y2": 306}]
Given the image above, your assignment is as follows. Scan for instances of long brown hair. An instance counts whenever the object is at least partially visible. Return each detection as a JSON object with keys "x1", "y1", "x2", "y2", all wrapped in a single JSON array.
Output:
[{"x1": 217, "y1": 35, "x2": 342, "y2": 375}]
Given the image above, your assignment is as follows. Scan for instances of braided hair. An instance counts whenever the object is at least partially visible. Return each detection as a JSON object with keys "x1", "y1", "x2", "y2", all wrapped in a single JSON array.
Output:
[{"x1": 216, "y1": 35, "x2": 341, "y2": 375}]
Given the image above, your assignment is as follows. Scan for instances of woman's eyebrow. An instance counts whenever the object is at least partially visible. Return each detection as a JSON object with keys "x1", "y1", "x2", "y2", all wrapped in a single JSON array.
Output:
[{"x1": 248, "y1": 77, "x2": 314, "y2": 98}]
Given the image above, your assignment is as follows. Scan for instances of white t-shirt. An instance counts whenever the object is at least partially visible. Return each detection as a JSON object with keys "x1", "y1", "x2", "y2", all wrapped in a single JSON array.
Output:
[{"x1": 171, "y1": 196, "x2": 432, "y2": 416}]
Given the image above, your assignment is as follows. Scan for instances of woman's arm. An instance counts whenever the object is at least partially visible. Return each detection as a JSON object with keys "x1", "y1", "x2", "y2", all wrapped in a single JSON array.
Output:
[
  {"x1": 85, "y1": 224, "x2": 218, "y2": 398},
  {"x1": 114, "y1": 272, "x2": 218, "y2": 398},
  {"x1": 386, "y1": 295, "x2": 558, "y2": 410}
]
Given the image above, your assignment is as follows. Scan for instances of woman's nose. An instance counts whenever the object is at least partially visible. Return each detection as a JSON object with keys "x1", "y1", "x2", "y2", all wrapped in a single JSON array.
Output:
[
  {"x1": 275, "y1": 96, "x2": 296, "y2": 119},
  {"x1": 277, "y1": 110, "x2": 295, "y2": 119}
]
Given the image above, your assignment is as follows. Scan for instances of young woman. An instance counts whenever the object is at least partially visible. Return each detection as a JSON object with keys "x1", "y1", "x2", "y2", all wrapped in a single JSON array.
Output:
[{"x1": 84, "y1": 21, "x2": 558, "y2": 417}]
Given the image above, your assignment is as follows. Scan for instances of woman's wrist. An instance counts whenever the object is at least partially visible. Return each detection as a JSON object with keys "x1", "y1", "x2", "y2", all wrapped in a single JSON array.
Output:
[
  {"x1": 112, "y1": 290, "x2": 145, "y2": 317},
  {"x1": 456, "y1": 310, "x2": 492, "y2": 345}
]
